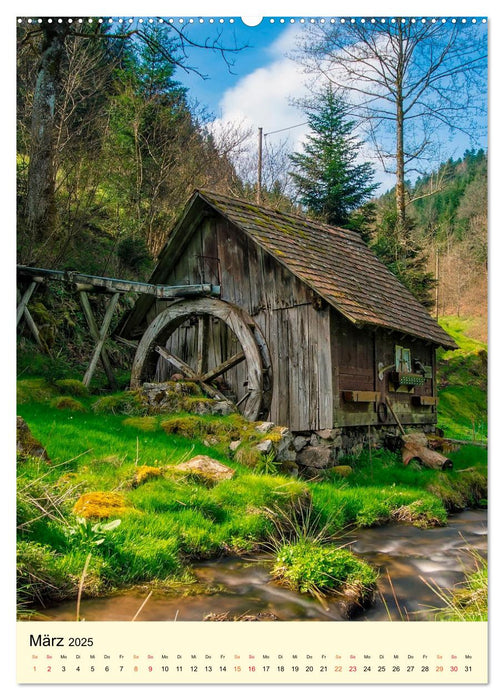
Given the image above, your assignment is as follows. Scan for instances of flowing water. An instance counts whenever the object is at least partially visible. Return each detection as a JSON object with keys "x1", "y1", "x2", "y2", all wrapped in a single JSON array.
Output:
[{"x1": 36, "y1": 509, "x2": 487, "y2": 622}]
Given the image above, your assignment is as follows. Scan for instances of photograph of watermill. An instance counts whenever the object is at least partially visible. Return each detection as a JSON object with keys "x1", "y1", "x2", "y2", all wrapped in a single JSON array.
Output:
[{"x1": 16, "y1": 15, "x2": 487, "y2": 625}]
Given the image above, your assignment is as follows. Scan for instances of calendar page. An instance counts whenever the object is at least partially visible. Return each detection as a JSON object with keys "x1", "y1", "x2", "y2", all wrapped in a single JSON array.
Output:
[{"x1": 15, "y1": 2, "x2": 489, "y2": 688}]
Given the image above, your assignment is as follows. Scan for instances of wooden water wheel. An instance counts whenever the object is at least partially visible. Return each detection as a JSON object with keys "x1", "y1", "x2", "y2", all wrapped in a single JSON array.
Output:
[{"x1": 130, "y1": 298, "x2": 272, "y2": 421}]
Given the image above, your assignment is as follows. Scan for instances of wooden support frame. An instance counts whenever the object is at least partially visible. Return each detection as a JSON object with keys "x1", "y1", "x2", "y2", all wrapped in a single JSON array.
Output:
[
  {"x1": 17, "y1": 264, "x2": 225, "y2": 392},
  {"x1": 79, "y1": 291, "x2": 119, "y2": 389},
  {"x1": 343, "y1": 390, "x2": 380, "y2": 403},
  {"x1": 16, "y1": 286, "x2": 46, "y2": 351}
]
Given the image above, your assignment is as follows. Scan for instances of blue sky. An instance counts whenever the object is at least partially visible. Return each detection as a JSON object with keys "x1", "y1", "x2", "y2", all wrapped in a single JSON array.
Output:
[{"x1": 161, "y1": 16, "x2": 488, "y2": 194}]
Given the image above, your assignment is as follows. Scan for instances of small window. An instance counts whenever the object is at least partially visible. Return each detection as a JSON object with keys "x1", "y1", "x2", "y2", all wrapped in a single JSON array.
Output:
[{"x1": 395, "y1": 345, "x2": 412, "y2": 373}]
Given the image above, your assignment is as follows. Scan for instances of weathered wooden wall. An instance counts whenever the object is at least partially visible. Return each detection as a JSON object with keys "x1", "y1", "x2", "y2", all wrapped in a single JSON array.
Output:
[{"x1": 331, "y1": 310, "x2": 437, "y2": 427}]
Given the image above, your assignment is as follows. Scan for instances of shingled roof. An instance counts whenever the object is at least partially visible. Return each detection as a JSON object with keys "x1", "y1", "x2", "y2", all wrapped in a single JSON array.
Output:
[{"x1": 126, "y1": 189, "x2": 457, "y2": 349}]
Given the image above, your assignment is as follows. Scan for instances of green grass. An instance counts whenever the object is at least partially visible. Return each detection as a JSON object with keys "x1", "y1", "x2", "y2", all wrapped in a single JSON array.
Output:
[
  {"x1": 437, "y1": 386, "x2": 487, "y2": 441},
  {"x1": 421, "y1": 549, "x2": 487, "y2": 621},
  {"x1": 436, "y1": 316, "x2": 487, "y2": 440},
  {"x1": 271, "y1": 540, "x2": 377, "y2": 602},
  {"x1": 16, "y1": 379, "x2": 487, "y2": 612},
  {"x1": 437, "y1": 316, "x2": 487, "y2": 355}
]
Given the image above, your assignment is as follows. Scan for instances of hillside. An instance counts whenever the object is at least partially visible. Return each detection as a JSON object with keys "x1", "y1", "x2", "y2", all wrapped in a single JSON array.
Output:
[
  {"x1": 436, "y1": 316, "x2": 488, "y2": 441},
  {"x1": 372, "y1": 150, "x2": 488, "y2": 341}
]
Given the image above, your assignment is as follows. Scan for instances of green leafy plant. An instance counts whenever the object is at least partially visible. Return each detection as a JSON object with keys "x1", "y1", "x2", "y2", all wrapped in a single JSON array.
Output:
[
  {"x1": 255, "y1": 452, "x2": 281, "y2": 475},
  {"x1": 65, "y1": 517, "x2": 121, "y2": 547}
]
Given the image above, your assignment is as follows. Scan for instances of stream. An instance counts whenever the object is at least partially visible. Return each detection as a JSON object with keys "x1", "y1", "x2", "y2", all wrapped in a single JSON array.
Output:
[{"x1": 36, "y1": 509, "x2": 487, "y2": 622}]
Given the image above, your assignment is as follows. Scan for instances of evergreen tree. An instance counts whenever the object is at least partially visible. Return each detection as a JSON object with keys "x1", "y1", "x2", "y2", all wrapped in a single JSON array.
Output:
[
  {"x1": 289, "y1": 87, "x2": 377, "y2": 228},
  {"x1": 371, "y1": 204, "x2": 436, "y2": 309}
]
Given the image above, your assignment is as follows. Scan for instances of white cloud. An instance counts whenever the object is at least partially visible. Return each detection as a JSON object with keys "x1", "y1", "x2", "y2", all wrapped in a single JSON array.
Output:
[
  {"x1": 209, "y1": 25, "x2": 395, "y2": 193},
  {"x1": 211, "y1": 26, "x2": 312, "y2": 152}
]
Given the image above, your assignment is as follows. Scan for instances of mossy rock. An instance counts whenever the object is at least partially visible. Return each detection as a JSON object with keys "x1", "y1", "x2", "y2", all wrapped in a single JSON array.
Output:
[
  {"x1": 161, "y1": 415, "x2": 207, "y2": 438},
  {"x1": 16, "y1": 416, "x2": 50, "y2": 462},
  {"x1": 53, "y1": 379, "x2": 89, "y2": 397},
  {"x1": 132, "y1": 465, "x2": 163, "y2": 488},
  {"x1": 122, "y1": 416, "x2": 159, "y2": 432},
  {"x1": 73, "y1": 491, "x2": 128, "y2": 518},
  {"x1": 50, "y1": 396, "x2": 87, "y2": 412},
  {"x1": 331, "y1": 465, "x2": 353, "y2": 478},
  {"x1": 166, "y1": 456, "x2": 235, "y2": 486},
  {"x1": 91, "y1": 391, "x2": 146, "y2": 416}
]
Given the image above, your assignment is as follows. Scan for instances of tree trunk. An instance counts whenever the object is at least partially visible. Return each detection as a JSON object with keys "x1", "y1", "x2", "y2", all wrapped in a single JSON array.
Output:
[
  {"x1": 395, "y1": 22, "x2": 406, "y2": 235},
  {"x1": 25, "y1": 23, "x2": 69, "y2": 251},
  {"x1": 402, "y1": 432, "x2": 453, "y2": 470}
]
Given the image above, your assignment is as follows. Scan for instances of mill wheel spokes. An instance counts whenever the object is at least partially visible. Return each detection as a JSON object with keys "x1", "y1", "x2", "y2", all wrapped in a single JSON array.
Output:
[{"x1": 154, "y1": 314, "x2": 247, "y2": 402}]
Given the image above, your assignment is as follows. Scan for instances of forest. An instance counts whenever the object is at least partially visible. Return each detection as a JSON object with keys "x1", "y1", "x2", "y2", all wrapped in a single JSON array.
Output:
[{"x1": 16, "y1": 18, "x2": 488, "y2": 625}]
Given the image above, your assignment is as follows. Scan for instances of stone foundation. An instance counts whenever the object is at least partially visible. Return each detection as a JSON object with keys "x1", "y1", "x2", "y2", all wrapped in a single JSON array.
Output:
[
  {"x1": 271, "y1": 424, "x2": 435, "y2": 475},
  {"x1": 139, "y1": 381, "x2": 436, "y2": 474}
]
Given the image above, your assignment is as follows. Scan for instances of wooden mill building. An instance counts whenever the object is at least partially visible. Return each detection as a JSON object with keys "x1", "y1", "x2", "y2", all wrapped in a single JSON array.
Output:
[{"x1": 121, "y1": 190, "x2": 456, "y2": 434}]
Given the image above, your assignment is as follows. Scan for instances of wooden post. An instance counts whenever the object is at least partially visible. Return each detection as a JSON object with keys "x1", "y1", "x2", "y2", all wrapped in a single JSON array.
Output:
[
  {"x1": 16, "y1": 287, "x2": 46, "y2": 351},
  {"x1": 435, "y1": 246, "x2": 440, "y2": 321},
  {"x1": 80, "y1": 291, "x2": 119, "y2": 389},
  {"x1": 256, "y1": 127, "x2": 263, "y2": 204},
  {"x1": 16, "y1": 281, "x2": 38, "y2": 326},
  {"x1": 196, "y1": 315, "x2": 208, "y2": 376}
]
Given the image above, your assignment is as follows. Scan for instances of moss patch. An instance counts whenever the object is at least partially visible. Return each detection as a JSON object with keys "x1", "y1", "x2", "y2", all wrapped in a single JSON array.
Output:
[
  {"x1": 17, "y1": 378, "x2": 55, "y2": 404},
  {"x1": 92, "y1": 391, "x2": 146, "y2": 416},
  {"x1": 122, "y1": 416, "x2": 159, "y2": 432},
  {"x1": 73, "y1": 491, "x2": 128, "y2": 519},
  {"x1": 132, "y1": 466, "x2": 163, "y2": 487},
  {"x1": 50, "y1": 396, "x2": 87, "y2": 412},
  {"x1": 53, "y1": 379, "x2": 89, "y2": 397}
]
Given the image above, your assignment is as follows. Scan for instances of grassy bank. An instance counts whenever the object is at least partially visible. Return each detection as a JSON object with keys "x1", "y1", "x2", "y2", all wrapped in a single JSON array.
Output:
[
  {"x1": 16, "y1": 377, "x2": 487, "y2": 616},
  {"x1": 437, "y1": 316, "x2": 488, "y2": 441},
  {"x1": 421, "y1": 550, "x2": 488, "y2": 621}
]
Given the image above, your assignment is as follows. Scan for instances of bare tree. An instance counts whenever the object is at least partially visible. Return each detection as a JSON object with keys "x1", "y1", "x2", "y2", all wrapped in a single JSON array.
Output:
[{"x1": 296, "y1": 18, "x2": 487, "y2": 231}]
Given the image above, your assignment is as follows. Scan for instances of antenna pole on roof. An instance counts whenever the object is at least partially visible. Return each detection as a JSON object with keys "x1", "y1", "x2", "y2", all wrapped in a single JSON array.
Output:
[{"x1": 256, "y1": 127, "x2": 263, "y2": 204}]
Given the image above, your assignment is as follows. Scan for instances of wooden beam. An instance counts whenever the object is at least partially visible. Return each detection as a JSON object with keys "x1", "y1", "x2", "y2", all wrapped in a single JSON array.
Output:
[
  {"x1": 412, "y1": 396, "x2": 438, "y2": 406},
  {"x1": 155, "y1": 346, "x2": 197, "y2": 379},
  {"x1": 196, "y1": 315, "x2": 208, "y2": 376},
  {"x1": 80, "y1": 291, "x2": 119, "y2": 389},
  {"x1": 17, "y1": 265, "x2": 218, "y2": 299},
  {"x1": 200, "y1": 351, "x2": 246, "y2": 383},
  {"x1": 385, "y1": 396, "x2": 406, "y2": 436},
  {"x1": 343, "y1": 390, "x2": 381, "y2": 403},
  {"x1": 16, "y1": 288, "x2": 45, "y2": 350},
  {"x1": 155, "y1": 345, "x2": 228, "y2": 403},
  {"x1": 16, "y1": 281, "x2": 37, "y2": 326}
]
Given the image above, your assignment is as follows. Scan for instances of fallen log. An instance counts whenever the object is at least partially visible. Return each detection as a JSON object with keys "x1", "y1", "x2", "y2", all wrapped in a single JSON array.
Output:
[{"x1": 402, "y1": 432, "x2": 453, "y2": 470}]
